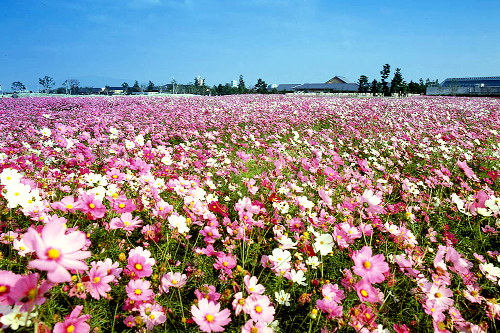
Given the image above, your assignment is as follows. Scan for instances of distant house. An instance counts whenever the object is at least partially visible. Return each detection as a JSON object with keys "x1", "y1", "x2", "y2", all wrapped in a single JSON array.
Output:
[
  {"x1": 427, "y1": 76, "x2": 500, "y2": 96},
  {"x1": 276, "y1": 76, "x2": 358, "y2": 93},
  {"x1": 276, "y1": 84, "x2": 301, "y2": 92},
  {"x1": 325, "y1": 76, "x2": 352, "y2": 84},
  {"x1": 293, "y1": 83, "x2": 359, "y2": 93}
]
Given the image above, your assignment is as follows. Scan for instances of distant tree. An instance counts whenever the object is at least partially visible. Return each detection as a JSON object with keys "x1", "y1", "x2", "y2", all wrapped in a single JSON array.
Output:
[
  {"x1": 39, "y1": 76, "x2": 55, "y2": 93},
  {"x1": 371, "y1": 79, "x2": 380, "y2": 96},
  {"x1": 122, "y1": 82, "x2": 130, "y2": 95},
  {"x1": 255, "y1": 78, "x2": 268, "y2": 94},
  {"x1": 11, "y1": 81, "x2": 26, "y2": 92},
  {"x1": 103, "y1": 85, "x2": 111, "y2": 95},
  {"x1": 171, "y1": 78, "x2": 177, "y2": 94},
  {"x1": 238, "y1": 75, "x2": 247, "y2": 94},
  {"x1": 380, "y1": 64, "x2": 391, "y2": 96},
  {"x1": 132, "y1": 80, "x2": 142, "y2": 93},
  {"x1": 147, "y1": 80, "x2": 155, "y2": 92},
  {"x1": 63, "y1": 79, "x2": 80, "y2": 94},
  {"x1": 390, "y1": 68, "x2": 404, "y2": 96},
  {"x1": 357, "y1": 75, "x2": 370, "y2": 93}
]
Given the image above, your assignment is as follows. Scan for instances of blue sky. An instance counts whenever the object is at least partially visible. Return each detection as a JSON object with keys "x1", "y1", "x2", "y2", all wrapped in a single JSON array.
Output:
[{"x1": 1, "y1": 0, "x2": 499, "y2": 91}]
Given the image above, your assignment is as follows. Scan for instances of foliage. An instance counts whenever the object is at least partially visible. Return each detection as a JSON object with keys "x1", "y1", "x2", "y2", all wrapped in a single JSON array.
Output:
[
  {"x1": 11, "y1": 81, "x2": 26, "y2": 92},
  {"x1": 39, "y1": 76, "x2": 55, "y2": 93},
  {"x1": 380, "y1": 64, "x2": 391, "y2": 97}
]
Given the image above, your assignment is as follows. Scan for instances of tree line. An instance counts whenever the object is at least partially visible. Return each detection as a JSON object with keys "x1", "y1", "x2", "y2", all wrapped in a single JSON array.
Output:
[{"x1": 357, "y1": 64, "x2": 439, "y2": 96}]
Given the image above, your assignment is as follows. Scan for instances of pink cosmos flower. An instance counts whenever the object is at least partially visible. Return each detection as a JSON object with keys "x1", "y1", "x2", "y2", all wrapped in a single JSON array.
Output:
[
  {"x1": 126, "y1": 254, "x2": 153, "y2": 279},
  {"x1": 109, "y1": 212, "x2": 143, "y2": 233},
  {"x1": 10, "y1": 273, "x2": 52, "y2": 311},
  {"x1": 427, "y1": 283, "x2": 454, "y2": 309},
  {"x1": 50, "y1": 196, "x2": 77, "y2": 213},
  {"x1": 241, "y1": 319, "x2": 273, "y2": 333},
  {"x1": 23, "y1": 221, "x2": 90, "y2": 283},
  {"x1": 53, "y1": 305, "x2": 90, "y2": 333},
  {"x1": 138, "y1": 303, "x2": 166, "y2": 330},
  {"x1": 316, "y1": 298, "x2": 343, "y2": 319},
  {"x1": 246, "y1": 294, "x2": 275, "y2": 323},
  {"x1": 107, "y1": 194, "x2": 137, "y2": 214},
  {"x1": 160, "y1": 272, "x2": 187, "y2": 294},
  {"x1": 213, "y1": 253, "x2": 236, "y2": 275},
  {"x1": 0, "y1": 270, "x2": 20, "y2": 305},
  {"x1": 352, "y1": 246, "x2": 389, "y2": 284},
  {"x1": 191, "y1": 298, "x2": 231, "y2": 333},
  {"x1": 125, "y1": 279, "x2": 154, "y2": 301},
  {"x1": 74, "y1": 192, "x2": 106, "y2": 219},
  {"x1": 195, "y1": 285, "x2": 221, "y2": 302},
  {"x1": 360, "y1": 189, "x2": 386, "y2": 214},
  {"x1": 244, "y1": 275, "x2": 265, "y2": 295},
  {"x1": 87, "y1": 262, "x2": 114, "y2": 300},
  {"x1": 354, "y1": 279, "x2": 380, "y2": 303},
  {"x1": 232, "y1": 292, "x2": 249, "y2": 316}
]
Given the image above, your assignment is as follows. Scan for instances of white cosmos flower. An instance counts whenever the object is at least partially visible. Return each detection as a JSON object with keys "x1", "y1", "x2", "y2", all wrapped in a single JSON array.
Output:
[
  {"x1": 41, "y1": 127, "x2": 52, "y2": 136},
  {"x1": 313, "y1": 233, "x2": 334, "y2": 256},
  {"x1": 275, "y1": 290, "x2": 291, "y2": 306},
  {"x1": 268, "y1": 248, "x2": 292, "y2": 270},
  {"x1": 290, "y1": 269, "x2": 307, "y2": 286},
  {"x1": 168, "y1": 214, "x2": 190, "y2": 234}
]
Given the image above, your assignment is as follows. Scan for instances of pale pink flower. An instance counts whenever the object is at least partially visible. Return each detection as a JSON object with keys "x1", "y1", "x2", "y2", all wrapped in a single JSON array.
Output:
[
  {"x1": 23, "y1": 221, "x2": 90, "y2": 283},
  {"x1": 244, "y1": 275, "x2": 265, "y2": 295},
  {"x1": 87, "y1": 262, "x2": 114, "y2": 300},
  {"x1": 242, "y1": 319, "x2": 273, "y2": 333},
  {"x1": 125, "y1": 279, "x2": 154, "y2": 301},
  {"x1": 246, "y1": 294, "x2": 275, "y2": 323},
  {"x1": 160, "y1": 272, "x2": 187, "y2": 294},
  {"x1": 191, "y1": 298, "x2": 231, "y2": 333}
]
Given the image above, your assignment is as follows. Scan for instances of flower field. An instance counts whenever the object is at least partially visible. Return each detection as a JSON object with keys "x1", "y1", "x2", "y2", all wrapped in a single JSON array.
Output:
[{"x1": 0, "y1": 95, "x2": 499, "y2": 332}]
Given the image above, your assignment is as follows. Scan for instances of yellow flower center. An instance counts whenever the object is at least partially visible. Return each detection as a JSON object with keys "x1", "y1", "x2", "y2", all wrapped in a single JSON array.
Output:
[
  {"x1": 363, "y1": 261, "x2": 371, "y2": 269},
  {"x1": 251, "y1": 328, "x2": 259, "y2": 333},
  {"x1": 134, "y1": 289, "x2": 142, "y2": 295},
  {"x1": 361, "y1": 289, "x2": 368, "y2": 297},
  {"x1": 124, "y1": 221, "x2": 130, "y2": 226},
  {"x1": 206, "y1": 314, "x2": 214, "y2": 322},
  {"x1": 93, "y1": 277, "x2": 100, "y2": 284},
  {"x1": 223, "y1": 262, "x2": 228, "y2": 267},
  {"x1": 135, "y1": 263, "x2": 143, "y2": 270},
  {"x1": 47, "y1": 248, "x2": 60, "y2": 259},
  {"x1": 435, "y1": 292, "x2": 441, "y2": 298},
  {"x1": 172, "y1": 280, "x2": 177, "y2": 285},
  {"x1": 119, "y1": 203, "x2": 125, "y2": 208},
  {"x1": 255, "y1": 305, "x2": 262, "y2": 313},
  {"x1": 112, "y1": 175, "x2": 118, "y2": 179},
  {"x1": 28, "y1": 288, "x2": 37, "y2": 299},
  {"x1": 89, "y1": 203, "x2": 95, "y2": 209},
  {"x1": 66, "y1": 204, "x2": 73, "y2": 209},
  {"x1": 67, "y1": 325, "x2": 75, "y2": 333}
]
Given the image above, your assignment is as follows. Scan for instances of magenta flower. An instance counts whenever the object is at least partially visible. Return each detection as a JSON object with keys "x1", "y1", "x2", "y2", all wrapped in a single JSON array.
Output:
[
  {"x1": 191, "y1": 298, "x2": 231, "y2": 333},
  {"x1": 352, "y1": 246, "x2": 389, "y2": 284},
  {"x1": 53, "y1": 305, "x2": 90, "y2": 333},
  {"x1": 126, "y1": 253, "x2": 153, "y2": 279},
  {"x1": 10, "y1": 273, "x2": 52, "y2": 311},
  {"x1": 315, "y1": 298, "x2": 343, "y2": 319},
  {"x1": 125, "y1": 279, "x2": 153, "y2": 301},
  {"x1": 74, "y1": 192, "x2": 106, "y2": 219},
  {"x1": 87, "y1": 262, "x2": 114, "y2": 300},
  {"x1": 354, "y1": 279, "x2": 380, "y2": 303},
  {"x1": 213, "y1": 253, "x2": 236, "y2": 275},
  {"x1": 23, "y1": 221, "x2": 90, "y2": 283},
  {"x1": 0, "y1": 270, "x2": 20, "y2": 305}
]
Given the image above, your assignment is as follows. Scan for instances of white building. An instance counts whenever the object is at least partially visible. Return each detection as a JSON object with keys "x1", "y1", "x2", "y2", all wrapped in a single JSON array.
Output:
[{"x1": 230, "y1": 80, "x2": 238, "y2": 88}]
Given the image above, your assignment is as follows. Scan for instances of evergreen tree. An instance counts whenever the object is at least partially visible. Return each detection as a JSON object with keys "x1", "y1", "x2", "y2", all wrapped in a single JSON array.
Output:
[
  {"x1": 371, "y1": 79, "x2": 380, "y2": 96},
  {"x1": 255, "y1": 78, "x2": 267, "y2": 94},
  {"x1": 238, "y1": 75, "x2": 247, "y2": 94},
  {"x1": 390, "y1": 68, "x2": 404, "y2": 96},
  {"x1": 357, "y1": 75, "x2": 370, "y2": 93},
  {"x1": 380, "y1": 64, "x2": 391, "y2": 96}
]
